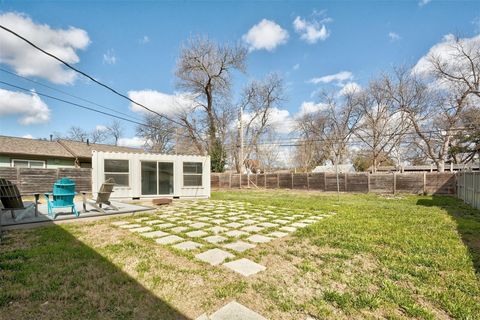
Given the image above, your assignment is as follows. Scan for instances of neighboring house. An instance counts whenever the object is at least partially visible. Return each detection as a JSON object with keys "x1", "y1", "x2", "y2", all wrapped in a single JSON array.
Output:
[{"x1": 0, "y1": 135, "x2": 143, "y2": 169}]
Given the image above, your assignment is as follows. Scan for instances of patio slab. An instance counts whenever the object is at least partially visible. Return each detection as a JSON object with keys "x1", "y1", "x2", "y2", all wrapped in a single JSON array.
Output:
[
  {"x1": 208, "y1": 226, "x2": 229, "y2": 234},
  {"x1": 225, "y1": 222, "x2": 243, "y2": 228},
  {"x1": 144, "y1": 220, "x2": 164, "y2": 225},
  {"x1": 155, "y1": 235, "x2": 184, "y2": 245},
  {"x1": 257, "y1": 222, "x2": 278, "y2": 228},
  {"x1": 241, "y1": 226, "x2": 264, "y2": 233},
  {"x1": 291, "y1": 222, "x2": 308, "y2": 228},
  {"x1": 223, "y1": 241, "x2": 256, "y2": 252},
  {"x1": 173, "y1": 241, "x2": 203, "y2": 251},
  {"x1": 140, "y1": 230, "x2": 169, "y2": 238},
  {"x1": 129, "y1": 226, "x2": 153, "y2": 233},
  {"x1": 224, "y1": 230, "x2": 249, "y2": 238},
  {"x1": 156, "y1": 223, "x2": 176, "y2": 229},
  {"x1": 246, "y1": 234, "x2": 273, "y2": 243},
  {"x1": 209, "y1": 301, "x2": 266, "y2": 320},
  {"x1": 190, "y1": 222, "x2": 211, "y2": 228},
  {"x1": 223, "y1": 258, "x2": 266, "y2": 277},
  {"x1": 111, "y1": 221, "x2": 130, "y2": 226},
  {"x1": 279, "y1": 226, "x2": 297, "y2": 232},
  {"x1": 186, "y1": 230, "x2": 209, "y2": 238},
  {"x1": 119, "y1": 224, "x2": 142, "y2": 229},
  {"x1": 203, "y1": 235, "x2": 228, "y2": 244},
  {"x1": 267, "y1": 231, "x2": 289, "y2": 238},
  {"x1": 170, "y1": 226, "x2": 189, "y2": 233},
  {"x1": 195, "y1": 248, "x2": 234, "y2": 266}
]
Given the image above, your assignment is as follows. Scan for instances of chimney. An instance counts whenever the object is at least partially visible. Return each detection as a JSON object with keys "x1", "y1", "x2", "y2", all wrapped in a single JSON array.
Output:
[
  {"x1": 50, "y1": 134, "x2": 53, "y2": 142},
  {"x1": 86, "y1": 138, "x2": 90, "y2": 146}
]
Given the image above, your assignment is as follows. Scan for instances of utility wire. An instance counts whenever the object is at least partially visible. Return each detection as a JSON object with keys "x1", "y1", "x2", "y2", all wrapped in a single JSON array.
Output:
[
  {"x1": 0, "y1": 24, "x2": 185, "y2": 127},
  {"x1": 0, "y1": 68, "x2": 145, "y2": 123}
]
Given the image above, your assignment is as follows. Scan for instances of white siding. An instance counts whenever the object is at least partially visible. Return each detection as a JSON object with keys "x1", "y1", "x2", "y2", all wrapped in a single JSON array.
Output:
[{"x1": 92, "y1": 151, "x2": 210, "y2": 199}]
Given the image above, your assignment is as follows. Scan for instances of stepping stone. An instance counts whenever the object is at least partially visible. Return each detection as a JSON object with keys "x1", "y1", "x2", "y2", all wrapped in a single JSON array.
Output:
[
  {"x1": 186, "y1": 230, "x2": 209, "y2": 238},
  {"x1": 225, "y1": 222, "x2": 243, "y2": 228},
  {"x1": 119, "y1": 224, "x2": 142, "y2": 229},
  {"x1": 170, "y1": 226, "x2": 189, "y2": 233},
  {"x1": 246, "y1": 234, "x2": 273, "y2": 243},
  {"x1": 208, "y1": 226, "x2": 229, "y2": 234},
  {"x1": 241, "y1": 219, "x2": 257, "y2": 225},
  {"x1": 224, "y1": 230, "x2": 249, "y2": 238},
  {"x1": 155, "y1": 235, "x2": 184, "y2": 245},
  {"x1": 111, "y1": 221, "x2": 129, "y2": 226},
  {"x1": 197, "y1": 217, "x2": 211, "y2": 221},
  {"x1": 258, "y1": 222, "x2": 278, "y2": 228},
  {"x1": 140, "y1": 230, "x2": 169, "y2": 238},
  {"x1": 212, "y1": 214, "x2": 225, "y2": 219},
  {"x1": 156, "y1": 223, "x2": 175, "y2": 229},
  {"x1": 280, "y1": 226, "x2": 297, "y2": 232},
  {"x1": 211, "y1": 219, "x2": 227, "y2": 224},
  {"x1": 273, "y1": 219, "x2": 290, "y2": 224},
  {"x1": 267, "y1": 231, "x2": 289, "y2": 238},
  {"x1": 255, "y1": 217, "x2": 268, "y2": 221},
  {"x1": 145, "y1": 220, "x2": 164, "y2": 225},
  {"x1": 223, "y1": 241, "x2": 256, "y2": 252},
  {"x1": 241, "y1": 226, "x2": 264, "y2": 233},
  {"x1": 190, "y1": 222, "x2": 210, "y2": 228},
  {"x1": 291, "y1": 222, "x2": 308, "y2": 228},
  {"x1": 195, "y1": 314, "x2": 209, "y2": 320},
  {"x1": 166, "y1": 217, "x2": 182, "y2": 222},
  {"x1": 178, "y1": 220, "x2": 194, "y2": 224},
  {"x1": 203, "y1": 235, "x2": 228, "y2": 244},
  {"x1": 227, "y1": 217, "x2": 241, "y2": 221},
  {"x1": 196, "y1": 248, "x2": 234, "y2": 266},
  {"x1": 134, "y1": 217, "x2": 150, "y2": 222},
  {"x1": 223, "y1": 258, "x2": 266, "y2": 277},
  {"x1": 129, "y1": 226, "x2": 153, "y2": 233},
  {"x1": 173, "y1": 241, "x2": 203, "y2": 251}
]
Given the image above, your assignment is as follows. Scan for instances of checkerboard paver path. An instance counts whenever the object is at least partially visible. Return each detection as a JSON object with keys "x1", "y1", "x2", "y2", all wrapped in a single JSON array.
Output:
[{"x1": 110, "y1": 199, "x2": 336, "y2": 276}]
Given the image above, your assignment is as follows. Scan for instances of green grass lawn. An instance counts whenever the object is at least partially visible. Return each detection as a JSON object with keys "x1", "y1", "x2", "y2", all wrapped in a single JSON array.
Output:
[{"x1": 1, "y1": 190, "x2": 479, "y2": 319}]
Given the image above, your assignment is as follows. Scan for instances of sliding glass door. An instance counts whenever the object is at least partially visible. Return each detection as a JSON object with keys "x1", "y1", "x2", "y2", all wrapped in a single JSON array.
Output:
[{"x1": 141, "y1": 161, "x2": 174, "y2": 195}]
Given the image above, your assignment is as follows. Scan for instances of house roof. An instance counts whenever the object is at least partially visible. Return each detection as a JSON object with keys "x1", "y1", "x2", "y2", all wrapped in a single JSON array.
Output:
[
  {"x1": 58, "y1": 139, "x2": 144, "y2": 159},
  {"x1": 0, "y1": 135, "x2": 143, "y2": 160}
]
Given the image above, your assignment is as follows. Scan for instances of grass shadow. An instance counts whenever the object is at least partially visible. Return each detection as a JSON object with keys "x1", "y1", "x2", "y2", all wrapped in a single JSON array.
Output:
[
  {"x1": 416, "y1": 195, "x2": 480, "y2": 275},
  {"x1": 0, "y1": 222, "x2": 190, "y2": 319}
]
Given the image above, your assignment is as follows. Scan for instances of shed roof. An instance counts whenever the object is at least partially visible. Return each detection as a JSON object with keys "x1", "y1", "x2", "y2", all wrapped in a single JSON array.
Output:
[{"x1": 58, "y1": 139, "x2": 144, "y2": 159}]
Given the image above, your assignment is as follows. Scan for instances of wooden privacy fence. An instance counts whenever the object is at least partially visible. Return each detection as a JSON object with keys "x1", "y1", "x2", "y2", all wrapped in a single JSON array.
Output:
[
  {"x1": 211, "y1": 172, "x2": 456, "y2": 194},
  {"x1": 0, "y1": 167, "x2": 92, "y2": 194},
  {"x1": 457, "y1": 172, "x2": 480, "y2": 209}
]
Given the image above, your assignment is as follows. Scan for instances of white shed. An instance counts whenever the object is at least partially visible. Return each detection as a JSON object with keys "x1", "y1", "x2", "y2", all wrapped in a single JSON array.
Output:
[{"x1": 92, "y1": 151, "x2": 210, "y2": 199}]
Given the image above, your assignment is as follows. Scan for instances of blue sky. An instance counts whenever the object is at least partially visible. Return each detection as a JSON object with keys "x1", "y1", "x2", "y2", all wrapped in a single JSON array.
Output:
[{"x1": 0, "y1": 0, "x2": 479, "y2": 146}]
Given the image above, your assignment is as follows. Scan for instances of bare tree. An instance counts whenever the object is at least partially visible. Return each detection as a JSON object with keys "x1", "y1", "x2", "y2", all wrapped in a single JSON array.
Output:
[
  {"x1": 106, "y1": 120, "x2": 124, "y2": 146},
  {"x1": 90, "y1": 127, "x2": 107, "y2": 144},
  {"x1": 136, "y1": 115, "x2": 175, "y2": 153},
  {"x1": 355, "y1": 79, "x2": 411, "y2": 172},
  {"x1": 67, "y1": 126, "x2": 88, "y2": 142},
  {"x1": 175, "y1": 36, "x2": 247, "y2": 172},
  {"x1": 234, "y1": 73, "x2": 285, "y2": 172}
]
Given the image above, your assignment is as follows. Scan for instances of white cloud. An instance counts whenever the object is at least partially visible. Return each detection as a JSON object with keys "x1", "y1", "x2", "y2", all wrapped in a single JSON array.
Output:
[
  {"x1": 0, "y1": 12, "x2": 90, "y2": 84},
  {"x1": 103, "y1": 49, "x2": 116, "y2": 65},
  {"x1": 388, "y1": 32, "x2": 401, "y2": 41},
  {"x1": 242, "y1": 19, "x2": 289, "y2": 52},
  {"x1": 95, "y1": 125, "x2": 108, "y2": 131},
  {"x1": 128, "y1": 90, "x2": 196, "y2": 116},
  {"x1": 0, "y1": 88, "x2": 51, "y2": 125},
  {"x1": 118, "y1": 136, "x2": 146, "y2": 148},
  {"x1": 139, "y1": 35, "x2": 150, "y2": 44},
  {"x1": 308, "y1": 71, "x2": 353, "y2": 84},
  {"x1": 293, "y1": 16, "x2": 329, "y2": 44},
  {"x1": 419, "y1": 0, "x2": 431, "y2": 6},
  {"x1": 413, "y1": 34, "x2": 480, "y2": 76},
  {"x1": 298, "y1": 101, "x2": 328, "y2": 116},
  {"x1": 339, "y1": 82, "x2": 362, "y2": 96},
  {"x1": 293, "y1": 63, "x2": 300, "y2": 70},
  {"x1": 22, "y1": 134, "x2": 34, "y2": 139},
  {"x1": 268, "y1": 107, "x2": 294, "y2": 133}
]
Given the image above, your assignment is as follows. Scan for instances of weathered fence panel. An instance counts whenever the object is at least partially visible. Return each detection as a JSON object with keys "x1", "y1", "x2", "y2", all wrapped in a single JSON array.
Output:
[
  {"x1": 0, "y1": 167, "x2": 92, "y2": 194},
  {"x1": 457, "y1": 172, "x2": 480, "y2": 209},
  {"x1": 211, "y1": 171, "x2": 456, "y2": 195}
]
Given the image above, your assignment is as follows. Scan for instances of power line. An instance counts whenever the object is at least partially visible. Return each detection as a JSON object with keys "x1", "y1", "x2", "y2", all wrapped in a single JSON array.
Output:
[
  {"x1": 0, "y1": 24, "x2": 185, "y2": 127},
  {"x1": 0, "y1": 68, "x2": 145, "y2": 123}
]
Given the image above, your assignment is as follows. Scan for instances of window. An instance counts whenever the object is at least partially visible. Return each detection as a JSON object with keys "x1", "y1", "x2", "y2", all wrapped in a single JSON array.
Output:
[
  {"x1": 183, "y1": 162, "x2": 203, "y2": 187},
  {"x1": 104, "y1": 159, "x2": 129, "y2": 187},
  {"x1": 12, "y1": 159, "x2": 45, "y2": 168}
]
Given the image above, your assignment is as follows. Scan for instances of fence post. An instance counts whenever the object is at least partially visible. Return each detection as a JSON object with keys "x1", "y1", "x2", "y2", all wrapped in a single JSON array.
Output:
[
  {"x1": 393, "y1": 172, "x2": 397, "y2": 195},
  {"x1": 344, "y1": 173, "x2": 348, "y2": 192},
  {"x1": 367, "y1": 173, "x2": 370, "y2": 193},
  {"x1": 291, "y1": 173, "x2": 294, "y2": 189},
  {"x1": 323, "y1": 173, "x2": 327, "y2": 191},
  {"x1": 307, "y1": 173, "x2": 310, "y2": 190},
  {"x1": 277, "y1": 173, "x2": 280, "y2": 189},
  {"x1": 423, "y1": 172, "x2": 427, "y2": 195}
]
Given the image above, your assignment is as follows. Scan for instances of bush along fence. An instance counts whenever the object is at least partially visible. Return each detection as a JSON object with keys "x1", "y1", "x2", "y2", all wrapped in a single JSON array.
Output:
[
  {"x1": 0, "y1": 167, "x2": 92, "y2": 194},
  {"x1": 211, "y1": 172, "x2": 457, "y2": 195},
  {"x1": 457, "y1": 172, "x2": 480, "y2": 209}
]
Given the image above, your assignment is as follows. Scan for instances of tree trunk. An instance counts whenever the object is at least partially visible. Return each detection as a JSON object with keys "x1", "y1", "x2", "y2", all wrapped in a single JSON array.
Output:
[{"x1": 437, "y1": 160, "x2": 445, "y2": 173}]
